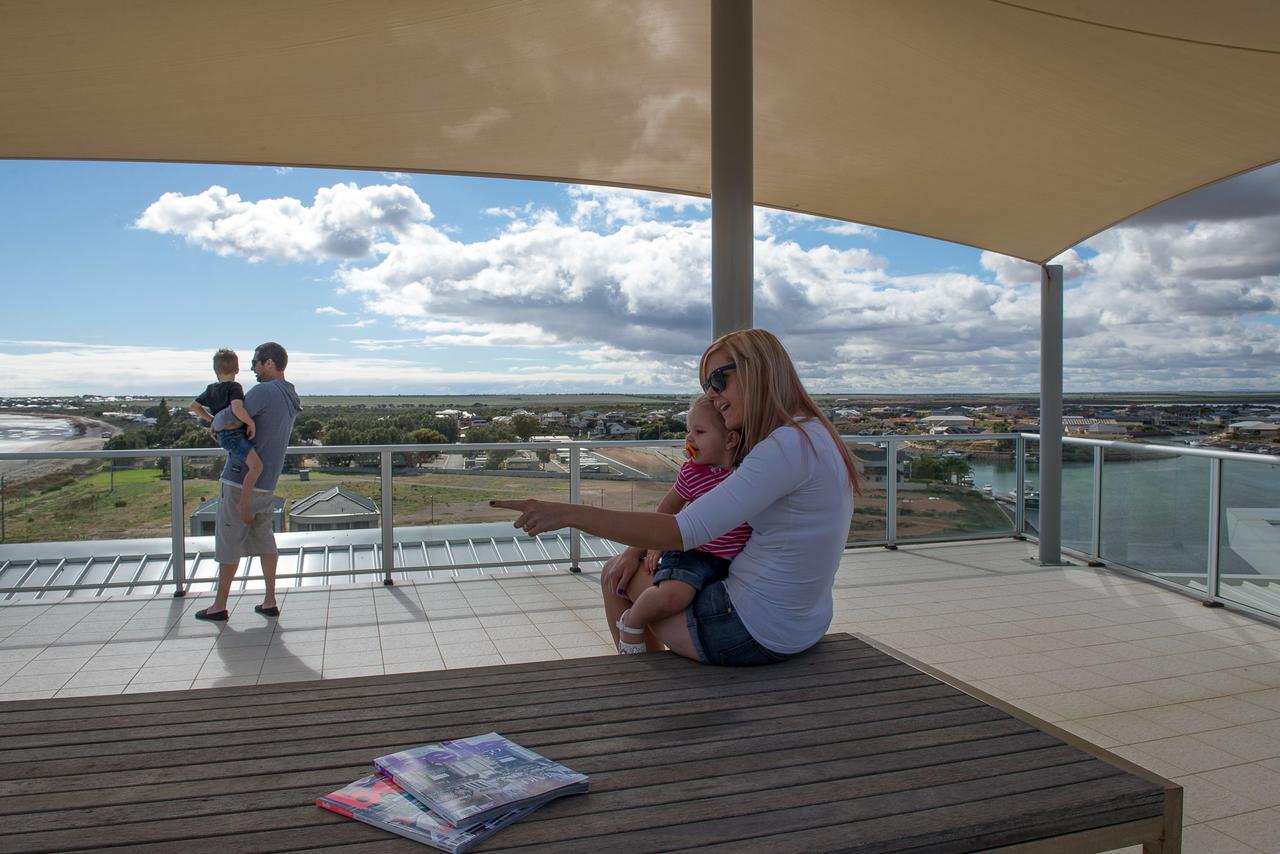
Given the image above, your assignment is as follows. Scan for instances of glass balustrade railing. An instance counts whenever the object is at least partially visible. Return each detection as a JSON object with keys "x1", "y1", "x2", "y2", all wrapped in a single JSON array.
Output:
[
  {"x1": 1217, "y1": 455, "x2": 1280, "y2": 615},
  {"x1": 2, "y1": 434, "x2": 1277, "y2": 624}
]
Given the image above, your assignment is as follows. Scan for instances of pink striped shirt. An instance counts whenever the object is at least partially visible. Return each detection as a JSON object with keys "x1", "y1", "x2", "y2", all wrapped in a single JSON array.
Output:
[{"x1": 675, "y1": 462, "x2": 752, "y2": 559}]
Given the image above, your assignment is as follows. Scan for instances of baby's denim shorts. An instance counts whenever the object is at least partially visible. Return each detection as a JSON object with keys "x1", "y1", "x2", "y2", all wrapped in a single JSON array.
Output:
[
  {"x1": 653, "y1": 548, "x2": 729, "y2": 592},
  {"x1": 686, "y1": 579, "x2": 793, "y2": 667},
  {"x1": 216, "y1": 428, "x2": 255, "y2": 463}
]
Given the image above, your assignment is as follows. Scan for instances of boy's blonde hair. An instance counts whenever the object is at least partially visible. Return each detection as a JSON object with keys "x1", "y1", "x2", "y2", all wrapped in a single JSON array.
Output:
[
  {"x1": 699, "y1": 328, "x2": 861, "y2": 491},
  {"x1": 212, "y1": 348, "x2": 238, "y2": 375}
]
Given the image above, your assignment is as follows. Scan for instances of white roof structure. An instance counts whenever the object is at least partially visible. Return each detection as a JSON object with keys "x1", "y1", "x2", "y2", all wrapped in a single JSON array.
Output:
[{"x1": 3, "y1": 1, "x2": 1278, "y2": 263}]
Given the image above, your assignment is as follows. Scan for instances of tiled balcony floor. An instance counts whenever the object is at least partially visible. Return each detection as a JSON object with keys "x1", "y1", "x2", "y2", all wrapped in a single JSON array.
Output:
[{"x1": 3, "y1": 539, "x2": 1280, "y2": 852}]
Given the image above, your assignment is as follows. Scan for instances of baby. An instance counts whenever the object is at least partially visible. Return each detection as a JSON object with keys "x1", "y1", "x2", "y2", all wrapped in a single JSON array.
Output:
[
  {"x1": 189, "y1": 348, "x2": 263, "y2": 524},
  {"x1": 616, "y1": 394, "x2": 752, "y2": 653}
]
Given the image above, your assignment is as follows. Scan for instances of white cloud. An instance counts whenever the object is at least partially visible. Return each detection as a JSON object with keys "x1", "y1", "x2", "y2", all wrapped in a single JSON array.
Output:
[
  {"x1": 350, "y1": 338, "x2": 419, "y2": 351},
  {"x1": 135, "y1": 183, "x2": 433, "y2": 262},
  {"x1": 315, "y1": 306, "x2": 347, "y2": 316},
  {"x1": 127, "y1": 171, "x2": 1280, "y2": 392},
  {"x1": 819, "y1": 221, "x2": 877, "y2": 238},
  {"x1": 0, "y1": 340, "x2": 665, "y2": 395}
]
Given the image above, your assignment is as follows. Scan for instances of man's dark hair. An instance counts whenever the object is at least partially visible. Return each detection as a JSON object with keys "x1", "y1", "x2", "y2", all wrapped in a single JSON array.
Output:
[
  {"x1": 254, "y1": 342, "x2": 288, "y2": 371},
  {"x1": 212, "y1": 348, "x2": 239, "y2": 375}
]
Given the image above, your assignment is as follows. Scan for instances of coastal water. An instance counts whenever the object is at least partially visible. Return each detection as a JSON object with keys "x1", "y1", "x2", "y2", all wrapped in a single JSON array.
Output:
[{"x1": 0, "y1": 414, "x2": 77, "y2": 452}]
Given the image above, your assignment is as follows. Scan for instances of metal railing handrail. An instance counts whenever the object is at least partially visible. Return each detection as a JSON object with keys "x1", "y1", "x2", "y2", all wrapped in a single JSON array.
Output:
[
  {"x1": 1045, "y1": 434, "x2": 1280, "y2": 465},
  {"x1": 2, "y1": 432, "x2": 1274, "y2": 623},
  {"x1": 0, "y1": 437, "x2": 688, "y2": 463}
]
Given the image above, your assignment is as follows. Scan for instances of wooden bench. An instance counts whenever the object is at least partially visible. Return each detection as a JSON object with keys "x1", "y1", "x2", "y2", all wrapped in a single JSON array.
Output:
[{"x1": 0, "y1": 633, "x2": 1180, "y2": 852}]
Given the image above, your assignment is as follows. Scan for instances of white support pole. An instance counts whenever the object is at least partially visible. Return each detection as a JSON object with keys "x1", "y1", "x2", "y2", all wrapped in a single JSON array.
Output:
[
  {"x1": 1038, "y1": 264, "x2": 1064, "y2": 564},
  {"x1": 169, "y1": 452, "x2": 186, "y2": 596},
  {"x1": 380, "y1": 450, "x2": 394, "y2": 585},
  {"x1": 711, "y1": 0, "x2": 753, "y2": 338}
]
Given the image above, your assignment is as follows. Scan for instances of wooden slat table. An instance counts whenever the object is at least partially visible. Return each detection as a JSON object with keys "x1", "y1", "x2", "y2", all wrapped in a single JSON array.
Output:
[{"x1": 0, "y1": 633, "x2": 1180, "y2": 853}]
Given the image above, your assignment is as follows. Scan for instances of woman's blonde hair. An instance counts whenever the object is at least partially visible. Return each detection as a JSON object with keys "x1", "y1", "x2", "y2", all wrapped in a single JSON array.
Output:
[{"x1": 699, "y1": 328, "x2": 860, "y2": 491}]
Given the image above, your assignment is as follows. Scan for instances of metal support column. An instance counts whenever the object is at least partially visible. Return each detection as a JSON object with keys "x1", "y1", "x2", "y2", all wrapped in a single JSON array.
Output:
[
  {"x1": 884, "y1": 439, "x2": 898, "y2": 549},
  {"x1": 1205, "y1": 458, "x2": 1224, "y2": 607},
  {"x1": 1088, "y1": 446, "x2": 1105, "y2": 566},
  {"x1": 711, "y1": 0, "x2": 753, "y2": 338},
  {"x1": 1014, "y1": 435, "x2": 1026, "y2": 538},
  {"x1": 568, "y1": 445, "x2": 582, "y2": 572},
  {"x1": 169, "y1": 453, "x2": 186, "y2": 596},
  {"x1": 1037, "y1": 264, "x2": 1065, "y2": 564},
  {"x1": 380, "y1": 450, "x2": 394, "y2": 585}
]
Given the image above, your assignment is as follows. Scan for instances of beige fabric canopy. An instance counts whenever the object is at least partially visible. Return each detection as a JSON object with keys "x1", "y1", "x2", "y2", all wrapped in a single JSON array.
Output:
[{"x1": 3, "y1": 0, "x2": 1279, "y2": 262}]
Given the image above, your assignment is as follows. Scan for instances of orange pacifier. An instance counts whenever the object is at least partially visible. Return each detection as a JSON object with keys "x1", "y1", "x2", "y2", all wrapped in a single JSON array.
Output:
[{"x1": 683, "y1": 439, "x2": 698, "y2": 461}]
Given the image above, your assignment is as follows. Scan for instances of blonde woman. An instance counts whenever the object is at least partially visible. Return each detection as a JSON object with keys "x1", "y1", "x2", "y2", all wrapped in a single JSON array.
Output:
[{"x1": 493, "y1": 329, "x2": 859, "y2": 665}]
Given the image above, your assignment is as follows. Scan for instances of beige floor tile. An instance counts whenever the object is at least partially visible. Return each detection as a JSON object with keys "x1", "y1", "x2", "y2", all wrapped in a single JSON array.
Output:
[
  {"x1": 56, "y1": 684, "x2": 127, "y2": 698},
  {"x1": 192, "y1": 676, "x2": 259, "y2": 689},
  {"x1": 384, "y1": 659, "x2": 445, "y2": 674},
  {"x1": 439, "y1": 640, "x2": 499, "y2": 659},
  {"x1": 1077, "y1": 711, "x2": 1179, "y2": 745},
  {"x1": 1185, "y1": 697, "x2": 1279, "y2": 726},
  {"x1": 15, "y1": 657, "x2": 90, "y2": 676},
  {"x1": 1131, "y1": 703, "x2": 1233, "y2": 735},
  {"x1": 1179, "y1": 823, "x2": 1265, "y2": 854},
  {"x1": 1208, "y1": 807, "x2": 1280, "y2": 852},
  {"x1": 1136, "y1": 735, "x2": 1245, "y2": 775},
  {"x1": 321, "y1": 665, "x2": 386, "y2": 679},
  {"x1": 260, "y1": 658, "x2": 322, "y2": 677},
  {"x1": 323, "y1": 635, "x2": 381, "y2": 653},
  {"x1": 1, "y1": 673, "x2": 73, "y2": 693},
  {"x1": 1177, "y1": 774, "x2": 1267, "y2": 823},
  {"x1": 123, "y1": 680, "x2": 192, "y2": 694},
  {"x1": 1195, "y1": 726, "x2": 1280, "y2": 763},
  {"x1": 130, "y1": 664, "x2": 199, "y2": 683},
  {"x1": 1200, "y1": 763, "x2": 1280, "y2": 808}
]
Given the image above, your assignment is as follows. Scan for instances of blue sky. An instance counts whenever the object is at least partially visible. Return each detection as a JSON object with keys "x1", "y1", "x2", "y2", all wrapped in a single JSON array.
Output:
[{"x1": 2, "y1": 160, "x2": 1278, "y2": 396}]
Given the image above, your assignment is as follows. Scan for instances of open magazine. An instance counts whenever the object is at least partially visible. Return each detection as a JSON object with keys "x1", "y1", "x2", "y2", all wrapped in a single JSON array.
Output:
[
  {"x1": 317, "y1": 774, "x2": 536, "y2": 854},
  {"x1": 373, "y1": 732, "x2": 589, "y2": 830}
]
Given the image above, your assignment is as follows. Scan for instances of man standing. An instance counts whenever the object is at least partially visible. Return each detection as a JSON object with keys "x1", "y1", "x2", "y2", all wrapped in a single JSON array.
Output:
[{"x1": 195, "y1": 342, "x2": 302, "y2": 621}]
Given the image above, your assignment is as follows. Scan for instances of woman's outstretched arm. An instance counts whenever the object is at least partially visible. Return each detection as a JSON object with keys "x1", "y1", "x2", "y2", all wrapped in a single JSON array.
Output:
[{"x1": 490, "y1": 499, "x2": 682, "y2": 551}]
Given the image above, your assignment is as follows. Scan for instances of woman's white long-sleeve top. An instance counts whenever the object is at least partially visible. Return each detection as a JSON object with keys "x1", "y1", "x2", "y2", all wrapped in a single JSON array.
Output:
[{"x1": 675, "y1": 418, "x2": 855, "y2": 654}]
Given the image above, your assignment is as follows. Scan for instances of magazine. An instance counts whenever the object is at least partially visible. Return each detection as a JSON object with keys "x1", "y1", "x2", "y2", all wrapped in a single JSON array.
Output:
[
  {"x1": 317, "y1": 774, "x2": 536, "y2": 853},
  {"x1": 373, "y1": 732, "x2": 589, "y2": 830}
]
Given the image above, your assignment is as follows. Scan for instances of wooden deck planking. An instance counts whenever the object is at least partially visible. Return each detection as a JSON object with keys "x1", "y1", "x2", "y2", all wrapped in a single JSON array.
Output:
[{"x1": 0, "y1": 634, "x2": 1178, "y2": 853}]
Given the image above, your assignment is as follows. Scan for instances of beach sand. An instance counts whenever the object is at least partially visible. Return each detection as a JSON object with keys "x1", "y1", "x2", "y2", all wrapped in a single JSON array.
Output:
[{"x1": 0, "y1": 415, "x2": 122, "y2": 484}]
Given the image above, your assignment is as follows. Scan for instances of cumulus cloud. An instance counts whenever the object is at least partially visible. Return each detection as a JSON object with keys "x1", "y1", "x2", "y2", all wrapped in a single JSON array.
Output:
[
  {"x1": 129, "y1": 173, "x2": 1280, "y2": 392},
  {"x1": 819, "y1": 221, "x2": 877, "y2": 238},
  {"x1": 135, "y1": 183, "x2": 432, "y2": 262},
  {"x1": 1126, "y1": 164, "x2": 1280, "y2": 226}
]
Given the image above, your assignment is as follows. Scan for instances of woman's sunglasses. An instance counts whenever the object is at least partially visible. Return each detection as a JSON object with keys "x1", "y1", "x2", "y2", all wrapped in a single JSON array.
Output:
[{"x1": 702, "y1": 362, "x2": 737, "y2": 394}]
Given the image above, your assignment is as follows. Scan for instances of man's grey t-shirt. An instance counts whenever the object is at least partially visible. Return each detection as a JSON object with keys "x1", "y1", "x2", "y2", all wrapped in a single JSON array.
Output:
[{"x1": 213, "y1": 378, "x2": 301, "y2": 493}]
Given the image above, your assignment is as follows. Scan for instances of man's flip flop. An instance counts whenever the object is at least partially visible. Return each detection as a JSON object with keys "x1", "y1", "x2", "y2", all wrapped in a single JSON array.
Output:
[
  {"x1": 254, "y1": 605, "x2": 280, "y2": 617},
  {"x1": 194, "y1": 608, "x2": 229, "y2": 622}
]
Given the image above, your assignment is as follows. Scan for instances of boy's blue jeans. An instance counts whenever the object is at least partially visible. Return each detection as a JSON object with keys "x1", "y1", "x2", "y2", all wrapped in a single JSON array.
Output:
[{"x1": 216, "y1": 427, "x2": 255, "y2": 463}]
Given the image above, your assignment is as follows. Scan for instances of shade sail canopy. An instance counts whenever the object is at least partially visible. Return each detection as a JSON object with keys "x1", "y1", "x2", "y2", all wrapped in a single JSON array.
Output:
[{"x1": 3, "y1": 0, "x2": 1279, "y2": 262}]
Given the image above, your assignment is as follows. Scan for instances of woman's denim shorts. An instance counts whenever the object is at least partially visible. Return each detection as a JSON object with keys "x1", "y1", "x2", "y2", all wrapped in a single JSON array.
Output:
[{"x1": 686, "y1": 580, "x2": 793, "y2": 667}]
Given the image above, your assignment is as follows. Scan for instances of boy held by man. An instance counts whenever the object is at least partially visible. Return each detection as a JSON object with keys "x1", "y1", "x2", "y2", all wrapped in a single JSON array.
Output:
[
  {"x1": 189, "y1": 348, "x2": 264, "y2": 525},
  {"x1": 615, "y1": 394, "x2": 752, "y2": 653}
]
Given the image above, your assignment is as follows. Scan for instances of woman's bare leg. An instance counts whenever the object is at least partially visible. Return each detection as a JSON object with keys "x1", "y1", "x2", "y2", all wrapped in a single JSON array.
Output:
[
  {"x1": 648, "y1": 612, "x2": 699, "y2": 661},
  {"x1": 601, "y1": 554, "x2": 640, "y2": 647},
  {"x1": 600, "y1": 555, "x2": 697, "y2": 658}
]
